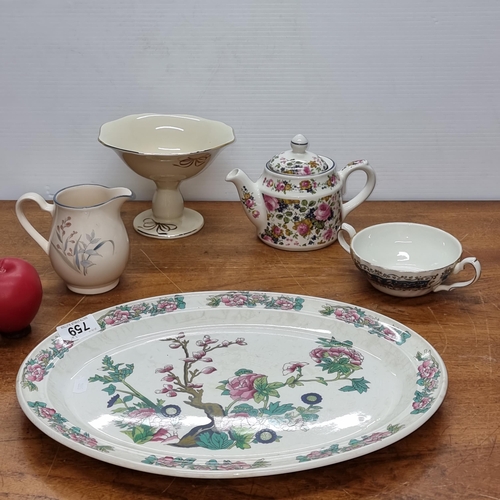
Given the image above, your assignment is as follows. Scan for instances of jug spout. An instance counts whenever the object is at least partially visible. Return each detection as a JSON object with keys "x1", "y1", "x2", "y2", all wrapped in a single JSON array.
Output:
[
  {"x1": 226, "y1": 168, "x2": 267, "y2": 233},
  {"x1": 107, "y1": 186, "x2": 135, "y2": 208}
]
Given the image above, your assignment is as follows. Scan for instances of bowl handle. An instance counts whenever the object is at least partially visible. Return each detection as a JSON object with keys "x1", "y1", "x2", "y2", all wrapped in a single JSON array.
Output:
[
  {"x1": 432, "y1": 257, "x2": 482, "y2": 292},
  {"x1": 338, "y1": 223, "x2": 357, "y2": 253}
]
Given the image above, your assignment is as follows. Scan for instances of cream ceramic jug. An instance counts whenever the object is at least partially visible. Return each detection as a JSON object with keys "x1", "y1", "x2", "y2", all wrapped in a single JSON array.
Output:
[
  {"x1": 16, "y1": 184, "x2": 134, "y2": 294},
  {"x1": 226, "y1": 135, "x2": 376, "y2": 251}
]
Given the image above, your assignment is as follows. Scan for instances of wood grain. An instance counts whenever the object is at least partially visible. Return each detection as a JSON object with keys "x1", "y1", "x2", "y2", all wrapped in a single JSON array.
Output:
[{"x1": 1, "y1": 200, "x2": 499, "y2": 499}]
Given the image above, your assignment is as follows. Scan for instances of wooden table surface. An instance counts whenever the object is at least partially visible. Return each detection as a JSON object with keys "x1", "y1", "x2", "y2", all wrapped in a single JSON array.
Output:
[{"x1": 1, "y1": 200, "x2": 499, "y2": 500}]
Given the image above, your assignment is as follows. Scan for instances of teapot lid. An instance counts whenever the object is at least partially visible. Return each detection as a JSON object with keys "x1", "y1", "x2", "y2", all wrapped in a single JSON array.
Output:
[{"x1": 266, "y1": 134, "x2": 331, "y2": 176}]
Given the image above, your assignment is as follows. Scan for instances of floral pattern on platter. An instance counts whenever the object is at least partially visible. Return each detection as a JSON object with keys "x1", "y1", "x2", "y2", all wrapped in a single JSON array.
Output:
[
  {"x1": 88, "y1": 333, "x2": 371, "y2": 453},
  {"x1": 142, "y1": 455, "x2": 270, "y2": 471},
  {"x1": 260, "y1": 195, "x2": 341, "y2": 248},
  {"x1": 207, "y1": 291, "x2": 304, "y2": 311},
  {"x1": 28, "y1": 401, "x2": 114, "y2": 453},
  {"x1": 96, "y1": 295, "x2": 186, "y2": 329},
  {"x1": 320, "y1": 305, "x2": 412, "y2": 345},
  {"x1": 20, "y1": 296, "x2": 186, "y2": 392},
  {"x1": 412, "y1": 350, "x2": 441, "y2": 414},
  {"x1": 17, "y1": 292, "x2": 448, "y2": 476},
  {"x1": 52, "y1": 218, "x2": 115, "y2": 276},
  {"x1": 21, "y1": 337, "x2": 74, "y2": 391},
  {"x1": 296, "y1": 423, "x2": 404, "y2": 462},
  {"x1": 262, "y1": 173, "x2": 338, "y2": 195}
]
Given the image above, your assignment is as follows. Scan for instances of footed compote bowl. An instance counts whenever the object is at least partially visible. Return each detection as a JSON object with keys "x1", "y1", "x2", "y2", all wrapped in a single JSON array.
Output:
[{"x1": 99, "y1": 114, "x2": 234, "y2": 239}]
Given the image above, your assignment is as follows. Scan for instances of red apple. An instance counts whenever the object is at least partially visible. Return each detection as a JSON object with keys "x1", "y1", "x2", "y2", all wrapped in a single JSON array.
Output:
[{"x1": 0, "y1": 257, "x2": 43, "y2": 338}]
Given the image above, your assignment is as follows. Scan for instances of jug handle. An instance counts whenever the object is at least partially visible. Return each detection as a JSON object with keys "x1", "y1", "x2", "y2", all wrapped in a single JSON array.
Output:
[
  {"x1": 15, "y1": 193, "x2": 55, "y2": 254},
  {"x1": 339, "y1": 160, "x2": 376, "y2": 219}
]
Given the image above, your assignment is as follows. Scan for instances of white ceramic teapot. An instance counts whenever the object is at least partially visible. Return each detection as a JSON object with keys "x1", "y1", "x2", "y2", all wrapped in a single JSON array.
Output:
[{"x1": 226, "y1": 135, "x2": 376, "y2": 251}]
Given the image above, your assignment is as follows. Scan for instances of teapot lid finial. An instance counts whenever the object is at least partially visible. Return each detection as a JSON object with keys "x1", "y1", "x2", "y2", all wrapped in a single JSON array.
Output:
[
  {"x1": 266, "y1": 134, "x2": 332, "y2": 176},
  {"x1": 291, "y1": 134, "x2": 308, "y2": 154}
]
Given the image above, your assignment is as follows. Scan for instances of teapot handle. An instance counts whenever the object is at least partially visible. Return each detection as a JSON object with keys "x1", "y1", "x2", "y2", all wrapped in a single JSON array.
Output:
[
  {"x1": 15, "y1": 193, "x2": 55, "y2": 255},
  {"x1": 339, "y1": 160, "x2": 376, "y2": 219}
]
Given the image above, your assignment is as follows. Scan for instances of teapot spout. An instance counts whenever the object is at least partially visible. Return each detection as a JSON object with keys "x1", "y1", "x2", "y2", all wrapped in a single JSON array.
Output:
[{"x1": 226, "y1": 169, "x2": 267, "y2": 233}]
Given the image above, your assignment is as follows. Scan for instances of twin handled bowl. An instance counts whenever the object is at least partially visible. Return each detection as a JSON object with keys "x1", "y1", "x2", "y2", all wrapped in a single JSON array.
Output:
[{"x1": 338, "y1": 222, "x2": 481, "y2": 297}]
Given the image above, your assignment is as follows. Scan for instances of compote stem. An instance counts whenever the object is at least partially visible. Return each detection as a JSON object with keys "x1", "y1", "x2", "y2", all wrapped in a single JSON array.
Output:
[{"x1": 152, "y1": 181, "x2": 184, "y2": 221}]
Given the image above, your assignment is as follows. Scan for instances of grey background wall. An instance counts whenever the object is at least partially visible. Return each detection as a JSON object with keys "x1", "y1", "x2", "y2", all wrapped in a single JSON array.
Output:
[{"x1": 1, "y1": 1, "x2": 499, "y2": 202}]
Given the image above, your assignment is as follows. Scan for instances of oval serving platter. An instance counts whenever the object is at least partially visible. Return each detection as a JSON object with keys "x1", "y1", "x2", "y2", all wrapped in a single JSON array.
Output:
[{"x1": 17, "y1": 291, "x2": 447, "y2": 478}]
